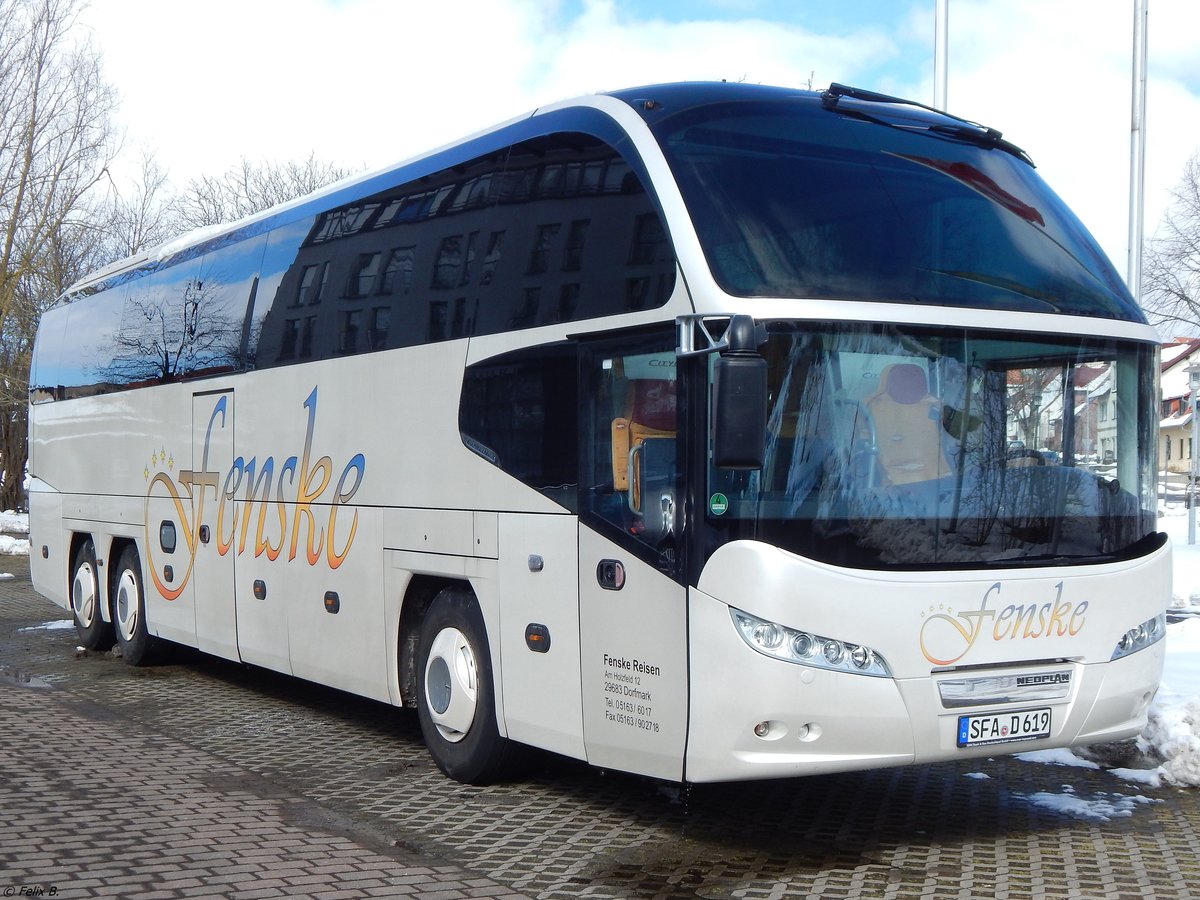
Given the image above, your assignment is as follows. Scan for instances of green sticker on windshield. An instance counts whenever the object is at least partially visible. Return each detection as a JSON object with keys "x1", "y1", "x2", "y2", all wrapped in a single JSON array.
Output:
[{"x1": 709, "y1": 493, "x2": 729, "y2": 516}]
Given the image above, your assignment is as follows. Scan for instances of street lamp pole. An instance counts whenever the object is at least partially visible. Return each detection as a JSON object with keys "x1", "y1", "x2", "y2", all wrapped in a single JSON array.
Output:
[{"x1": 933, "y1": 0, "x2": 949, "y2": 110}]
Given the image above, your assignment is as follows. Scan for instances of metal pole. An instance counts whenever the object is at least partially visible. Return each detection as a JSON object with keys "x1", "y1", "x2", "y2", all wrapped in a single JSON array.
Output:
[
  {"x1": 934, "y1": 0, "x2": 949, "y2": 110},
  {"x1": 1127, "y1": 0, "x2": 1148, "y2": 301}
]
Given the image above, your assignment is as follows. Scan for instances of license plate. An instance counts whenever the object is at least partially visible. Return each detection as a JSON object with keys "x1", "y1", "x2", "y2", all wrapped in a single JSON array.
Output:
[{"x1": 957, "y1": 707, "x2": 1051, "y2": 748}]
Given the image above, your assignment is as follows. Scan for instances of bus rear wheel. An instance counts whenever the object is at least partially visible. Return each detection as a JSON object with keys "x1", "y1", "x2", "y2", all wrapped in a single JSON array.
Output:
[
  {"x1": 416, "y1": 586, "x2": 516, "y2": 784},
  {"x1": 112, "y1": 547, "x2": 156, "y2": 666},
  {"x1": 71, "y1": 541, "x2": 113, "y2": 650}
]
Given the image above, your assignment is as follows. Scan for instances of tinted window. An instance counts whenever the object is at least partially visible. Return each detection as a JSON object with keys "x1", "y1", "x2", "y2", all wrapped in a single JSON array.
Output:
[
  {"x1": 37, "y1": 235, "x2": 266, "y2": 398},
  {"x1": 30, "y1": 288, "x2": 126, "y2": 401},
  {"x1": 250, "y1": 132, "x2": 675, "y2": 369},
  {"x1": 245, "y1": 217, "x2": 314, "y2": 368},
  {"x1": 459, "y1": 343, "x2": 578, "y2": 511},
  {"x1": 654, "y1": 100, "x2": 1141, "y2": 321},
  {"x1": 33, "y1": 126, "x2": 677, "y2": 400}
]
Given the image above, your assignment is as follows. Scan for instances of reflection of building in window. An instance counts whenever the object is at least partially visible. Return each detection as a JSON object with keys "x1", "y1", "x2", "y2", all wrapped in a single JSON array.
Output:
[
  {"x1": 559, "y1": 284, "x2": 580, "y2": 322},
  {"x1": 537, "y1": 164, "x2": 565, "y2": 197},
  {"x1": 380, "y1": 247, "x2": 415, "y2": 294},
  {"x1": 460, "y1": 232, "x2": 477, "y2": 287},
  {"x1": 347, "y1": 252, "x2": 381, "y2": 298},
  {"x1": 452, "y1": 298, "x2": 469, "y2": 338},
  {"x1": 448, "y1": 173, "x2": 495, "y2": 211},
  {"x1": 368, "y1": 307, "x2": 390, "y2": 350},
  {"x1": 281, "y1": 319, "x2": 300, "y2": 358},
  {"x1": 296, "y1": 266, "x2": 318, "y2": 306},
  {"x1": 41, "y1": 129, "x2": 685, "y2": 398},
  {"x1": 340, "y1": 310, "x2": 361, "y2": 354},
  {"x1": 528, "y1": 224, "x2": 560, "y2": 275},
  {"x1": 480, "y1": 232, "x2": 504, "y2": 285},
  {"x1": 626, "y1": 277, "x2": 650, "y2": 311},
  {"x1": 308, "y1": 262, "x2": 329, "y2": 304},
  {"x1": 252, "y1": 131, "x2": 677, "y2": 369},
  {"x1": 300, "y1": 316, "x2": 316, "y2": 357},
  {"x1": 432, "y1": 236, "x2": 463, "y2": 289},
  {"x1": 580, "y1": 160, "x2": 606, "y2": 192},
  {"x1": 511, "y1": 288, "x2": 541, "y2": 329},
  {"x1": 630, "y1": 213, "x2": 667, "y2": 265},
  {"x1": 428, "y1": 301, "x2": 447, "y2": 342},
  {"x1": 312, "y1": 203, "x2": 380, "y2": 243},
  {"x1": 563, "y1": 219, "x2": 589, "y2": 271}
]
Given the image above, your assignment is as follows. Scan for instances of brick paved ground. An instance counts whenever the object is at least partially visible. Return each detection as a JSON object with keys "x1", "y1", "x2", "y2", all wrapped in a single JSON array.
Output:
[
  {"x1": 0, "y1": 549, "x2": 526, "y2": 900},
  {"x1": 0, "y1": 679, "x2": 527, "y2": 900}
]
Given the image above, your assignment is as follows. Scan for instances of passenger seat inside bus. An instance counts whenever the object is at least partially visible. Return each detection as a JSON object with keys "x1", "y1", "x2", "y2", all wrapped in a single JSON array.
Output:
[
  {"x1": 611, "y1": 379, "x2": 676, "y2": 512},
  {"x1": 865, "y1": 363, "x2": 951, "y2": 486}
]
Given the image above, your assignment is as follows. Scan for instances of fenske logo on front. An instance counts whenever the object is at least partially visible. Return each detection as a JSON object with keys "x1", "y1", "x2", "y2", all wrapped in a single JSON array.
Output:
[{"x1": 918, "y1": 581, "x2": 1088, "y2": 666}]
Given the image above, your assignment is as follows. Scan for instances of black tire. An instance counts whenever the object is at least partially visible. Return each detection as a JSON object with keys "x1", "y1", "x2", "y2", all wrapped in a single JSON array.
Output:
[
  {"x1": 416, "y1": 586, "x2": 516, "y2": 784},
  {"x1": 111, "y1": 546, "x2": 157, "y2": 666},
  {"x1": 70, "y1": 541, "x2": 113, "y2": 650}
]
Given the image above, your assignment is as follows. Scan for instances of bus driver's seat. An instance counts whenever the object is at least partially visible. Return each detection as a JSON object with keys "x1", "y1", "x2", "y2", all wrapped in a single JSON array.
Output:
[
  {"x1": 864, "y1": 363, "x2": 950, "y2": 486},
  {"x1": 611, "y1": 379, "x2": 676, "y2": 514}
]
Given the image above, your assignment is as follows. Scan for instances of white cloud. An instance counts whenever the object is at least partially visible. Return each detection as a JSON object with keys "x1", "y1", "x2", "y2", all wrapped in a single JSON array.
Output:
[
  {"x1": 77, "y1": 0, "x2": 1200, "y2": 283},
  {"x1": 79, "y1": 0, "x2": 900, "y2": 187},
  {"x1": 532, "y1": 0, "x2": 899, "y2": 97}
]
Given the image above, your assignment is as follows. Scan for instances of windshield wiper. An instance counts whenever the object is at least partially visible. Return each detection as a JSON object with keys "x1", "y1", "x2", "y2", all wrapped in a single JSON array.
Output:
[{"x1": 820, "y1": 83, "x2": 1033, "y2": 166}]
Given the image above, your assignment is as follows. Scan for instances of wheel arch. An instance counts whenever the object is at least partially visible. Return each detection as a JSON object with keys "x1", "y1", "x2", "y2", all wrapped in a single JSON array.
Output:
[
  {"x1": 104, "y1": 535, "x2": 139, "y2": 621},
  {"x1": 397, "y1": 574, "x2": 466, "y2": 708},
  {"x1": 67, "y1": 531, "x2": 95, "y2": 607}
]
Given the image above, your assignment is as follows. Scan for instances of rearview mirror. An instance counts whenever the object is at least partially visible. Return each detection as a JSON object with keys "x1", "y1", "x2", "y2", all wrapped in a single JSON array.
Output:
[{"x1": 712, "y1": 315, "x2": 767, "y2": 470}]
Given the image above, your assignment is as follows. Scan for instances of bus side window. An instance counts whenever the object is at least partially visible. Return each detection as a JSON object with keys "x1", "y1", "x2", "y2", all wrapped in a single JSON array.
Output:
[{"x1": 458, "y1": 343, "x2": 578, "y2": 511}]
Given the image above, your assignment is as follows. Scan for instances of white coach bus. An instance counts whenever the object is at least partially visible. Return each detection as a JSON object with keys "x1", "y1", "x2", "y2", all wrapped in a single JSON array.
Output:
[{"x1": 29, "y1": 82, "x2": 1167, "y2": 784}]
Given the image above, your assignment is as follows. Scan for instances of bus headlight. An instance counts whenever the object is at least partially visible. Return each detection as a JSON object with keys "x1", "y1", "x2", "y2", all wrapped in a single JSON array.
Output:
[
  {"x1": 731, "y1": 608, "x2": 891, "y2": 677},
  {"x1": 1110, "y1": 612, "x2": 1166, "y2": 661}
]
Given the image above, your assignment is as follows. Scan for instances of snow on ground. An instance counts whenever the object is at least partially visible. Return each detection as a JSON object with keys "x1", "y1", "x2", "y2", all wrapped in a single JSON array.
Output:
[{"x1": 1116, "y1": 503, "x2": 1200, "y2": 788}]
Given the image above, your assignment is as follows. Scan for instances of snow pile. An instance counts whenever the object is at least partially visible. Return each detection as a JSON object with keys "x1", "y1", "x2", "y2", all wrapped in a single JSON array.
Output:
[
  {"x1": 1140, "y1": 685, "x2": 1200, "y2": 786},
  {"x1": 0, "y1": 510, "x2": 29, "y2": 534},
  {"x1": 1137, "y1": 508, "x2": 1200, "y2": 786},
  {"x1": 0, "y1": 509, "x2": 29, "y2": 555}
]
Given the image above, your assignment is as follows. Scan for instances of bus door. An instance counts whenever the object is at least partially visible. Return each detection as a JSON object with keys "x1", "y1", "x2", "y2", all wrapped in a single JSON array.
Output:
[
  {"x1": 577, "y1": 334, "x2": 688, "y2": 781},
  {"x1": 189, "y1": 390, "x2": 239, "y2": 661}
]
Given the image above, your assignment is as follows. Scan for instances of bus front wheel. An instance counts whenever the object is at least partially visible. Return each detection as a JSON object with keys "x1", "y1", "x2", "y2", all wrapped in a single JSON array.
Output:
[
  {"x1": 416, "y1": 586, "x2": 515, "y2": 784},
  {"x1": 112, "y1": 547, "x2": 156, "y2": 666},
  {"x1": 71, "y1": 541, "x2": 113, "y2": 650}
]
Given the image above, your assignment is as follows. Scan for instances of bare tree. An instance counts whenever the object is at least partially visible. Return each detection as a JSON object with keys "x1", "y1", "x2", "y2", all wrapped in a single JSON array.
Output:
[
  {"x1": 103, "y1": 277, "x2": 241, "y2": 387},
  {"x1": 0, "y1": 0, "x2": 120, "y2": 509},
  {"x1": 175, "y1": 152, "x2": 356, "y2": 229},
  {"x1": 1142, "y1": 153, "x2": 1200, "y2": 336},
  {"x1": 98, "y1": 151, "x2": 182, "y2": 260}
]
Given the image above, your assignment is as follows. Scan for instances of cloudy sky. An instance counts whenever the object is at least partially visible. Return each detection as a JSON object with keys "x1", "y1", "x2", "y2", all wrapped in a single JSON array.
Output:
[{"x1": 76, "y1": 0, "x2": 1200, "y2": 281}]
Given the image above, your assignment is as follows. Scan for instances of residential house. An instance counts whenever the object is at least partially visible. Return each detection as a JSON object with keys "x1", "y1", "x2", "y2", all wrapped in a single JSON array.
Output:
[{"x1": 1160, "y1": 338, "x2": 1200, "y2": 475}]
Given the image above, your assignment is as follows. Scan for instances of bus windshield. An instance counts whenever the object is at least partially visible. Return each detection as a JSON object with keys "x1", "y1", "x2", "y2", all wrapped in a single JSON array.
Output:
[
  {"x1": 654, "y1": 99, "x2": 1141, "y2": 321},
  {"x1": 703, "y1": 324, "x2": 1160, "y2": 570}
]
